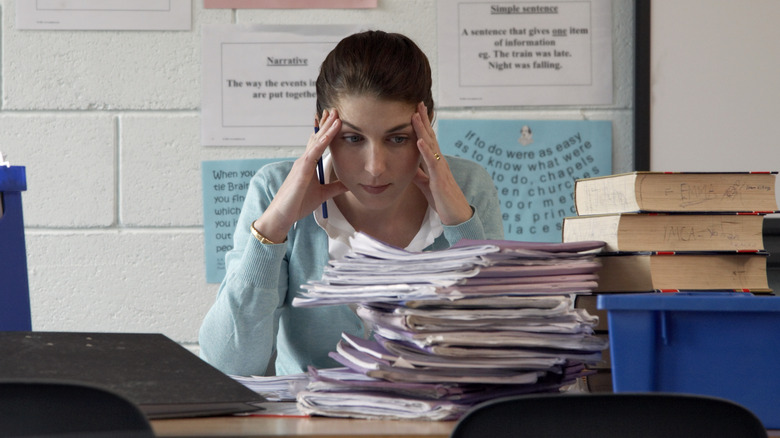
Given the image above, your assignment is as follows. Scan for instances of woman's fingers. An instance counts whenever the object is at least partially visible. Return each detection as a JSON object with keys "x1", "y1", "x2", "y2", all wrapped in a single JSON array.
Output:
[
  {"x1": 306, "y1": 109, "x2": 340, "y2": 162},
  {"x1": 411, "y1": 102, "x2": 473, "y2": 225},
  {"x1": 269, "y1": 109, "x2": 342, "y2": 225},
  {"x1": 416, "y1": 102, "x2": 436, "y2": 138},
  {"x1": 412, "y1": 105, "x2": 442, "y2": 171},
  {"x1": 254, "y1": 108, "x2": 346, "y2": 241}
]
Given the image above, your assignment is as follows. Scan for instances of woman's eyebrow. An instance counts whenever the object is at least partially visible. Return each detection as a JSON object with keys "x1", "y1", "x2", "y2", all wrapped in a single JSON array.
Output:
[
  {"x1": 340, "y1": 120, "x2": 412, "y2": 134},
  {"x1": 385, "y1": 123, "x2": 412, "y2": 133},
  {"x1": 340, "y1": 120, "x2": 362, "y2": 132}
]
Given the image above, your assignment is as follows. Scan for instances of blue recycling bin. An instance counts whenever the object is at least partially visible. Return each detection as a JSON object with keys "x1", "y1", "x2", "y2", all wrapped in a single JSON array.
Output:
[
  {"x1": 599, "y1": 292, "x2": 780, "y2": 428},
  {"x1": 0, "y1": 166, "x2": 31, "y2": 331}
]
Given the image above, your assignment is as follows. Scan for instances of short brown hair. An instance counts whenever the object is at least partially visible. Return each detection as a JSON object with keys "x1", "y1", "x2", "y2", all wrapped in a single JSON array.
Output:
[{"x1": 316, "y1": 30, "x2": 434, "y2": 119}]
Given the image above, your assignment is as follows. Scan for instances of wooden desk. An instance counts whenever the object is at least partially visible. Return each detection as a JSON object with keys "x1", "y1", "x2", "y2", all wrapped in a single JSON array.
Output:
[
  {"x1": 152, "y1": 416, "x2": 780, "y2": 438},
  {"x1": 151, "y1": 416, "x2": 455, "y2": 438},
  {"x1": 150, "y1": 401, "x2": 780, "y2": 438}
]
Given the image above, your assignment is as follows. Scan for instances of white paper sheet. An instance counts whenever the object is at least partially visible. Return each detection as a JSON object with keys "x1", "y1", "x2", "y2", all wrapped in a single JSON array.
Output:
[
  {"x1": 437, "y1": 0, "x2": 612, "y2": 106},
  {"x1": 16, "y1": 0, "x2": 191, "y2": 30},
  {"x1": 204, "y1": 0, "x2": 377, "y2": 8},
  {"x1": 201, "y1": 24, "x2": 360, "y2": 146}
]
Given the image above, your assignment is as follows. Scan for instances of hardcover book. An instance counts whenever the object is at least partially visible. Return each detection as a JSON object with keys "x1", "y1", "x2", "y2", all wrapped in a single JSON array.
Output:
[
  {"x1": 562, "y1": 213, "x2": 765, "y2": 252},
  {"x1": 574, "y1": 172, "x2": 778, "y2": 215},
  {"x1": 593, "y1": 252, "x2": 770, "y2": 293}
]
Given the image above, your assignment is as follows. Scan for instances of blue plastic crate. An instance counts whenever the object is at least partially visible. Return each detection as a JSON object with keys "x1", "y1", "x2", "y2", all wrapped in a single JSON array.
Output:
[
  {"x1": 0, "y1": 165, "x2": 31, "y2": 331},
  {"x1": 598, "y1": 292, "x2": 780, "y2": 429}
]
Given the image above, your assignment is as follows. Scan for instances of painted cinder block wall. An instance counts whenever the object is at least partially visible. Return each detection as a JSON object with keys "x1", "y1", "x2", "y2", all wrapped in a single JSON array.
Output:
[{"x1": 0, "y1": 0, "x2": 635, "y2": 350}]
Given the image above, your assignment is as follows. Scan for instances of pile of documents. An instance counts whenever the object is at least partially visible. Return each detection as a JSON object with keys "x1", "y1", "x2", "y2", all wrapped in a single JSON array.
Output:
[{"x1": 291, "y1": 233, "x2": 608, "y2": 420}]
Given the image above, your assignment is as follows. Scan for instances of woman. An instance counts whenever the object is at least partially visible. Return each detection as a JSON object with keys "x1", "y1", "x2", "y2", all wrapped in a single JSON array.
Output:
[{"x1": 199, "y1": 30, "x2": 504, "y2": 376}]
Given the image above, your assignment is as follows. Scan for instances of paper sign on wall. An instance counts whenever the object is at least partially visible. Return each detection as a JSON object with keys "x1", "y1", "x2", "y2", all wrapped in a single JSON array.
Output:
[
  {"x1": 438, "y1": 119, "x2": 612, "y2": 242},
  {"x1": 202, "y1": 158, "x2": 288, "y2": 283},
  {"x1": 16, "y1": 0, "x2": 191, "y2": 30},
  {"x1": 201, "y1": 25, "x2": 360, "y2": 146},
  {"x1": 437, "y1": 0, "x2": 612, "y2": 106},
  {"x1": 204, "y1": 0, "x2": 376, "y2": 8}
]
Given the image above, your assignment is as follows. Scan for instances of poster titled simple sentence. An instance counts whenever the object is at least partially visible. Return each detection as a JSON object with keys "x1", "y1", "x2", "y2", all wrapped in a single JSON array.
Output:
[
  {"x1": 437, "y1": 0, "x2": 612, "y2": 106},
  {"x1": 438, "y1": 119, "x2": 612, "y2": 242}
]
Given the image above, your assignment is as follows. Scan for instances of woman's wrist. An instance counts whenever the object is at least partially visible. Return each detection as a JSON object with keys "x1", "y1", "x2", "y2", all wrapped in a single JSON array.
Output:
[
  {"x1": 251, "y1": 219, "x2": 288, "y2": 245},
  {"x1": 440, "y1": 201, "x2": 475, "y2": 227}
]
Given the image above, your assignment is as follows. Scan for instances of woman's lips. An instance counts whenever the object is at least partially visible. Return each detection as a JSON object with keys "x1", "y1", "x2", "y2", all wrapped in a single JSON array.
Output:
[{"x1": 361, "y1": 184, "x2": 390, "y2": 195}]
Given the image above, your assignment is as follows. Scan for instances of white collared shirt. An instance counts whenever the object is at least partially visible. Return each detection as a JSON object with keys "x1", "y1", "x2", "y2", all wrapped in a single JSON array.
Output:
[{"x1": 313, "y1": 152, "x2": 443, "y2": 261}]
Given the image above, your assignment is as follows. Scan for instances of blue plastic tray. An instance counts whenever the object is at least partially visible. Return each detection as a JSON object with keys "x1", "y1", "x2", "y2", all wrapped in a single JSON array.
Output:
[
  {"x1": 598, "y1": 292, "x2": 780, "y2": 428},
  {"x1": 0, "y1": 165, "x2": 31, "y2": 331}
]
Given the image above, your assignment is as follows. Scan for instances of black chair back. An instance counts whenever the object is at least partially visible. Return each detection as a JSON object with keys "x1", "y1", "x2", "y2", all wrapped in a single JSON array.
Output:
[
  {"x1": 451, "y1": 392, "x2": 767, "y2": 438},
  {"x1": 0, "y1": 381, "x2": 155, "y2": 437}
]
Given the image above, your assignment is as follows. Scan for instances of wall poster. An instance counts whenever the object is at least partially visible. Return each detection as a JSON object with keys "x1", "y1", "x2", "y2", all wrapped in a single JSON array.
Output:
[{"x1": 438, "y1": 119, "x2": 612, "y2": 242}]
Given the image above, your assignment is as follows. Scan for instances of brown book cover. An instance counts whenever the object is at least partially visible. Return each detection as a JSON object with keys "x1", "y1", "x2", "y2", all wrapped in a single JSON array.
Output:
[
  {"x1": 594, "y1": 252, "x2": 770, "y2": 293},
  {"x1": 0, "y1": 332, "x2": 265, "y2": 419},
  {"x1": 563, "y1": 213, "x2": 765, "y2": 252},
  {"x1": 574, "y1": 171, "x2": 778, "y2": 215}
]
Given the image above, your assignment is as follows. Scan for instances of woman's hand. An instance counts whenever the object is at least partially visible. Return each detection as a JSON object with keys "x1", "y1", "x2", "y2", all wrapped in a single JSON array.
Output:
[
  {"x1": 252, "y1": 109, "x2": 347, "y2": 243},
  {"x1": 411, "y1": 102, "x2": 474, "y2": 226}
]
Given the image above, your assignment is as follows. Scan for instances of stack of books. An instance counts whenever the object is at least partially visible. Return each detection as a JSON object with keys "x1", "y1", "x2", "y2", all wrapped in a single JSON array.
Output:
[
  {"x1": 563, "y1": 171, "x2": 779, "y2": 390},
  {"x1": 290, "y1": 233, "x2": 608, "y2": 420}
]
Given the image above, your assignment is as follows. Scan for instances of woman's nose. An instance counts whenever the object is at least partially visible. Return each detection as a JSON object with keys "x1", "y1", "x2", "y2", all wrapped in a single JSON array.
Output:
[{"x1": 364, "y1": 144, "x2": 387, "y2": 176}]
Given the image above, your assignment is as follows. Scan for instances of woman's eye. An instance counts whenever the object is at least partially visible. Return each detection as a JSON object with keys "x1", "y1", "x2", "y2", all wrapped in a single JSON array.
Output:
[
  {"x1": 388, "y1": 136, "x2": 408, "y2": 145},
  {"x1": 343, "y1": 134, "x2": 362, "y2": 143}
]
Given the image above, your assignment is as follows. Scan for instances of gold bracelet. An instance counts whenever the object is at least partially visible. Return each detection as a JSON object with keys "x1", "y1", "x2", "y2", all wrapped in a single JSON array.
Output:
[{"x1": 250, "y1": 223, "x2": 280, "y2": 245}]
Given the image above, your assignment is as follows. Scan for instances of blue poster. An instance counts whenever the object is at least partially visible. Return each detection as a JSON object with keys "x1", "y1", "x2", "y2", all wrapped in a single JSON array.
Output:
[
  {"x1": 438, "y1": 119, "x2": 612, "y2": 242},
  {"x1": 202, "y1": 158, "x2": 289, "y2": 283}
]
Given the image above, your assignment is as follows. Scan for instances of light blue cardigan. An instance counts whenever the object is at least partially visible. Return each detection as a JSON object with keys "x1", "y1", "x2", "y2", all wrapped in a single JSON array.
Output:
[{"x1": 199, "y1": 156, "x2": 505, "y2": 376}]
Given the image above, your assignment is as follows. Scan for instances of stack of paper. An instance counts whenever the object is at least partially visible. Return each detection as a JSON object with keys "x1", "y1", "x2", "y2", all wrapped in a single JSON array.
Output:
[
  {"x1": 231, "y1": 373, "x2": 310, "y2": 402},
  {"x1": 297, "y1": 362, "x2": 590, "y2": 420},
  {"x1": 292, "y1": 233, "x2": 608, "y2": 420},
  {"x1": 294, "y1": 234, "x2": 604, "y2": 307}
]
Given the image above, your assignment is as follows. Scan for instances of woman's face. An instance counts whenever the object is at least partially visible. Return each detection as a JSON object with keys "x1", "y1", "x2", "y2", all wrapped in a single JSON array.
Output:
[{"x1": 327, "y1": 95, "x2": 422, "y2": 212}]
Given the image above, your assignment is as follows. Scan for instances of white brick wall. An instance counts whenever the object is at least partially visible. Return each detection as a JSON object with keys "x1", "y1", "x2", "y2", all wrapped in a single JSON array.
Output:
[{"x1": 0, "y1": 0, "x2": 635, "y2": 348}]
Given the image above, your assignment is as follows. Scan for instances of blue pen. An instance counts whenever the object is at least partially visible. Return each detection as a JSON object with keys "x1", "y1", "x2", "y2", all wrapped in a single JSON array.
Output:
[{"x1": 314, "y1": 126, "x2": 328, "y2": 218}]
